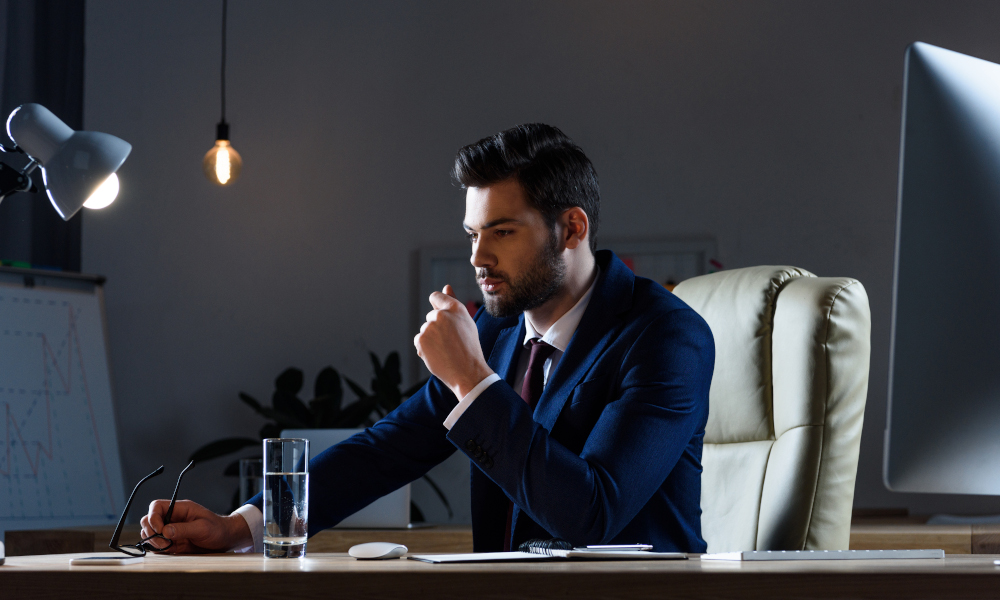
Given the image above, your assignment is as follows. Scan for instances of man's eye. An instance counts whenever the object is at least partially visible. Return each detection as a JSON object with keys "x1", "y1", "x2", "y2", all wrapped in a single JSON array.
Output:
[
  {"x1": 466, "y1": 232, "x2": 478, "y2": 242},
  {"x1": 496, "y1": 230, "x2": 511, "y2": 237}
]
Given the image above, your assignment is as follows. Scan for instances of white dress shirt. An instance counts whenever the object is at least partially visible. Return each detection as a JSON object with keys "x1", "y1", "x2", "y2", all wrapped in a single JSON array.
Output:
[
  {"x1": 233, "y1": 271, "x2": 599, "y2": 554},
  {"x1": 443, "y1": 273, "x2": 598, "y2": 429}
]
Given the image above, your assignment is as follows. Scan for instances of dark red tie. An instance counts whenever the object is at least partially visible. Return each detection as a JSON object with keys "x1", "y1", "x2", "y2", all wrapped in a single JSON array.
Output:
[{"x1": 504, "y1": 339, "x2": 557, "y2": 551}]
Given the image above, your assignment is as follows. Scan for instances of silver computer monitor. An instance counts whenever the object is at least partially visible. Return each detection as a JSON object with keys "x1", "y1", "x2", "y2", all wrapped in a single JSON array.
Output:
[{"x1": 886, "y1": 42, "x2": 1000, "y2": 494}]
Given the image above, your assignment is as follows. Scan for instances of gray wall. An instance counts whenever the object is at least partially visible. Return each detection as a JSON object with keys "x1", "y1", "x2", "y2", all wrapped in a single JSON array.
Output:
[{"x1": 83, "y1": 0, "x2": 1000, "y2": 520}]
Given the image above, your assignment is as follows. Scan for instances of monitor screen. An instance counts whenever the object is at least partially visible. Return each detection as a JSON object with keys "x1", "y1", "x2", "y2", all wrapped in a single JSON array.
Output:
[{"x1": 886, "y1": 42, "x2": 1000, "y2": 494}]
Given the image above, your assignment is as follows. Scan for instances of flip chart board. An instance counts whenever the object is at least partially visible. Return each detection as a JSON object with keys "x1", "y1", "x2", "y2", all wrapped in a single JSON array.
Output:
[{"x1": 0, "y1": 267, "x2": 125, "y2": 535}]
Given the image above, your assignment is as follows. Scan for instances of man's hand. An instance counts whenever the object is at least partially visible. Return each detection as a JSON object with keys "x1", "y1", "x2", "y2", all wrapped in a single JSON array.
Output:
[
  {"x1": 414, "y1": 285, "x2": 494, "y2": 399},
  {"x1": 140, "y1": 499, "x2": 252, "y2": 554}
]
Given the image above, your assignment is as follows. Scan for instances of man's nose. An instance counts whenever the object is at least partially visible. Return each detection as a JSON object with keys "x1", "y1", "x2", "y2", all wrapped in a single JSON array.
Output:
[{"x1": 470, "y1": 240, "x2": 495, "y2": 269}]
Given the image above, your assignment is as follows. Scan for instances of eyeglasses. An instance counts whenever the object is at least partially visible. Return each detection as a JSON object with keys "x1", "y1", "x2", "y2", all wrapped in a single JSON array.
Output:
[{"x1": 109, "y1": 460, "x2": 195, "y2": 557}]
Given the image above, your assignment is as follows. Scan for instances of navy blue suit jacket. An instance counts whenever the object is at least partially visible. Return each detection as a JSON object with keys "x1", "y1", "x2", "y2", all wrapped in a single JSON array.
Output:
[{"x1": 250, "y1": 250, "x2": 714, "y2": 552}]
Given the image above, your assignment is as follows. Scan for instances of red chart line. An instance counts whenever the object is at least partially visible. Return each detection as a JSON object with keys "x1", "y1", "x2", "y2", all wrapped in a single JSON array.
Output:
[
  {"x1": 0, "y1": 304, "x2": 117, "y2": 512},
  {"x1": 0, "y1": 342, "x2": 54, "y2": 477},
  {"x1": 69, "y1": 308, "x2": 116, "y2": 512}
]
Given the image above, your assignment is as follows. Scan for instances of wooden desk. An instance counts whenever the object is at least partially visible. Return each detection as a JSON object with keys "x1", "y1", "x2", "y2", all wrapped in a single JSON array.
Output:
[
  {"x1": 850, "y1": 523, "x2": 1000, "y2": 554},
  {"x1": 4, "y1": 551, "x2": 1000, "y2": 599},
  {"x1": 849, "y1": 517, "x2": 1000, "y2": 554},
  {"x1": 12, "y1": 520, "x2": 1000, "y2": 557},
  {"x1": 5, "y1": 525, "x2": 473, "y2": 556}
]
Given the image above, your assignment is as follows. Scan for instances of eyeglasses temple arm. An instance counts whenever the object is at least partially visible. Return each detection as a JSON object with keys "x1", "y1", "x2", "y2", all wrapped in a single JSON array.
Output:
[
  {"x1": 163, "y1": 460, "x2": 195, "y2": 525},
  {"x1": 110, "y1": 465, "x2": 165, "y2": 550}
]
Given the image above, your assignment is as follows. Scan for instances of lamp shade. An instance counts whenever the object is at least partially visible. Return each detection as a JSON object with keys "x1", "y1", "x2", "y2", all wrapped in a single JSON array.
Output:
[{"x1": 6, "y1": 104, "x2": 131, "y2": 220}]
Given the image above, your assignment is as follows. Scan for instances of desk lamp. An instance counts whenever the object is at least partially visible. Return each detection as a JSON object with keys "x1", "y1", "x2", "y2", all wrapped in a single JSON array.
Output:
[{"x1": 0, "y1": 103, "x2": 131, "y2": 220}]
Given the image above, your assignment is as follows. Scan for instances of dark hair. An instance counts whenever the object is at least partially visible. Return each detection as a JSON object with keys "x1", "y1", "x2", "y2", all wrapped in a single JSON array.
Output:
[{"x1": 452, "y1": 123, "x2": 600, "y2": 252}]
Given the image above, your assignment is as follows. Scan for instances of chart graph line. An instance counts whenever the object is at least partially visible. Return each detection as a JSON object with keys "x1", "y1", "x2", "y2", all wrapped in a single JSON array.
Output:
[{"x1": 1, "y1": 305, "x2": 117, "y2": 511}]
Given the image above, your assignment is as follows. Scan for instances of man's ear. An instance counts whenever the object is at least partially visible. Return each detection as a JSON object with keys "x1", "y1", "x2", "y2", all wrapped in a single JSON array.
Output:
[{"x1": 561, "y1": 207, "x2": 589, "y2": 250}]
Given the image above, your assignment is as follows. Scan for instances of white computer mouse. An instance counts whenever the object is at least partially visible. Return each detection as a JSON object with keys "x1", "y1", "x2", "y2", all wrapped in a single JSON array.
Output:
[{"x1": 348, "y1": 541, "x2": 408, "y2": 560}]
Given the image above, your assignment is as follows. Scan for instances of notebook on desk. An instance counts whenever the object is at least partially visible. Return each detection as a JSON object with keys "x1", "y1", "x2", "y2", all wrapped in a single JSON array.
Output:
[{"x1": 408, "y1": 550, "x2": 687, "y2": 563}]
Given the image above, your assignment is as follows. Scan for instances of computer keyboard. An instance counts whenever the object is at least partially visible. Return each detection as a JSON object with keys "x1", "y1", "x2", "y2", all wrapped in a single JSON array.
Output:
[{"x1": 700, "y1": 549, "x2": 944, "y2": 561}]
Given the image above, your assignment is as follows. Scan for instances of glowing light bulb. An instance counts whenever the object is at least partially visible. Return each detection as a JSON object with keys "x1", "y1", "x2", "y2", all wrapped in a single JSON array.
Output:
[
  {"x1": 203, "y1": 138, "x2": 242, "y2": 186},
  {"x1": 83, "y1": 173, "x2": 120, "y2": 209},
  {"x1": 216, "y1": 144, "x2": 231, "y2": 184}
]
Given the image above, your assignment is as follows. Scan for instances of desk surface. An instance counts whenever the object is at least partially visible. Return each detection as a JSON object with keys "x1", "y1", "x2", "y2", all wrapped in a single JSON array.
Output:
[
  {"x1": 4, "y1": 524, "x2": 474, "y2": 556},
  {"x1": 849, "y1": 521, "x2": 1000, "y2": 554},
  {"x1": 12, "y1": 519, "x2": 1000, "y2": 557},
  {"x1": 4, "y1": 552, "x2": 1000, "y2": 600}
]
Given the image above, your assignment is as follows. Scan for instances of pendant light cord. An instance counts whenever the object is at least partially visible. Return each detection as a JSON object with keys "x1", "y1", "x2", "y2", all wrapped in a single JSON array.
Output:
[{"x1": 221, "y1": 0, "x2": 227, "y2": 124}]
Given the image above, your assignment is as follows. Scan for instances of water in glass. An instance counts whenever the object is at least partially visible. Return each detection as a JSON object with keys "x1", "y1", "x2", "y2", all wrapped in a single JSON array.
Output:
[{"x1": 263, "y1": 470, "x2": 309, "y2": 558}]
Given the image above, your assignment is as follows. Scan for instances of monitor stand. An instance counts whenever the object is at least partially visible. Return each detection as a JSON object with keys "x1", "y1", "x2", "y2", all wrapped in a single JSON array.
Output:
[{"x1": 926, "y1": 514, "x2": 1000, "y2": 525}]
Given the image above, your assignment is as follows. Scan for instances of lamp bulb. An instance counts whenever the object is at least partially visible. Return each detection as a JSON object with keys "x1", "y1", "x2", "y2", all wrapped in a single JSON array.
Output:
[
  {"x1": 83, "y1": 173, "x2": 120, "y2": 210},
  {"x1": 203, "y1": 139, "x2": 242, "y2": 185}
]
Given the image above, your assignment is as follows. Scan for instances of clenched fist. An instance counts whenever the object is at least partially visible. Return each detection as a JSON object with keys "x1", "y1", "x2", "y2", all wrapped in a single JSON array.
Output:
[{"x1": 414, "y1": 285, "x2": 494, "y2": 399}]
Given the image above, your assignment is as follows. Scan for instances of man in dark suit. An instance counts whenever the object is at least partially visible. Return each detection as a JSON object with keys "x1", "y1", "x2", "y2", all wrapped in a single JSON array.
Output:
[{"x1": 141, "y1": 123, "x2": 714, "y2": 553}]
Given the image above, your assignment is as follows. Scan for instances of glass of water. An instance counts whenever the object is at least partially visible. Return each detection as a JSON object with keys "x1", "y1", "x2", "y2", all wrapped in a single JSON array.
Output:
[{"x1": 263, "y1": 438, "x2": 309, "y2": 558}]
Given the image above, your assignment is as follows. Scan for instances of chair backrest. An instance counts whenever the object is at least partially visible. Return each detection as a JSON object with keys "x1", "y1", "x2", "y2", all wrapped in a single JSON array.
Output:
[{"x1": 673, "y1": 266, "x2": 870, "y2": 552}]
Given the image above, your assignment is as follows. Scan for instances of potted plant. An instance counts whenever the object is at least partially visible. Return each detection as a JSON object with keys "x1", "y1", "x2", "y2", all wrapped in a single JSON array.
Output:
[{"x1": 190, "y1": 351, "x2": 452, "y2": 521}]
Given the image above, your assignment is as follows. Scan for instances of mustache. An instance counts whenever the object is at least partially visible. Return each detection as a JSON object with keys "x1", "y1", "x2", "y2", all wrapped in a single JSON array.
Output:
[{"x1": 477, "y1": 268, "x2": 508, "y2": 282}]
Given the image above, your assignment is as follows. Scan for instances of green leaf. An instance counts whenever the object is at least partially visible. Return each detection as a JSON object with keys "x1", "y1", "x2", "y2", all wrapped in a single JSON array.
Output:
[
  {"x1": 377, "y1": 391, "x2": 402, "y2": 413},
  {"x1": 273, "y1": 390, "x2": 311, "y2": 425},
  {"x1": 330, "y1": 394, "x2": 379, "y2": 427},
  {"x1": 239, "y1": 392, "x2": 264, "y2": 413},
  {"x1": 188, "y1": 437, "x2": 260, "y2": 463},
  {"x1": 314, "y1": 366, "x2": 343, "y2": 403},
  {"x1": 344, "y1": 376, "x2": 370, "y2": 401},
  {"x1": 383, "y1": 352, "x2": 402, "y2": 389},
  {"x1": 310, "y1": 393, "x2": 341, "y2": 428},
  {"x1": 259, "y1": 423, "x2": 282, "y2": 439},
  {"x1": 369, "y1": 352, "x2": 383, "y2": 384},
  {"x1": 370, "y1": 352, "x2": 401, "y2": 412},
  {"x1": 275, "y1": 367, "x2": 304, "y2": 394},
  {"x1": 311, "y1": 367, "x2": 344, "y2": 427},
  {"x1": 257, "y1": 404, "x2": 309, "y2": 430},
  {"x1": 241, "y1": 391, "x2": 306, "y2": 429}
]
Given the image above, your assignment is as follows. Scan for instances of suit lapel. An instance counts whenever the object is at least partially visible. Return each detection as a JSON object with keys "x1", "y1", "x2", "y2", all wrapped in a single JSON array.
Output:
[
  {"x1": 487, "y1": 315, "x2": 525, "y2": 386},
  {"x1": 533, "y1": 251, "x2": 635, "y2": 432}
]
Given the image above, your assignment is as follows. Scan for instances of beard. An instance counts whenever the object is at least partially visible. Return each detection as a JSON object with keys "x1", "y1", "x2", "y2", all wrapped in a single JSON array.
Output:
[{"x1": 479, "y1": 233, "x2": 567, "y2": 318}]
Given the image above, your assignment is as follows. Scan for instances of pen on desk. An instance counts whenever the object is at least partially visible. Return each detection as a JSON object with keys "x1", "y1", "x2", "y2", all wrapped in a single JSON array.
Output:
[{"x1": 581, "y1": 544, "x2": 653, "y2": 551}]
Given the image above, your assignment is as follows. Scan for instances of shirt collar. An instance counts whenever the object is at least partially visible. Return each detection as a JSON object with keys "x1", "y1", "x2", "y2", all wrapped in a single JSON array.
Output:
[{"x1": 523, "y1": 268, "x2": 600, "y2": 352}]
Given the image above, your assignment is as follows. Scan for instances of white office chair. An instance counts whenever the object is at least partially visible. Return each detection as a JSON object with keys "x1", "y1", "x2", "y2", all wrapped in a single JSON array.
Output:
[{"x1": 674, "y1": 266, "x2": 870, "y2": 552}]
